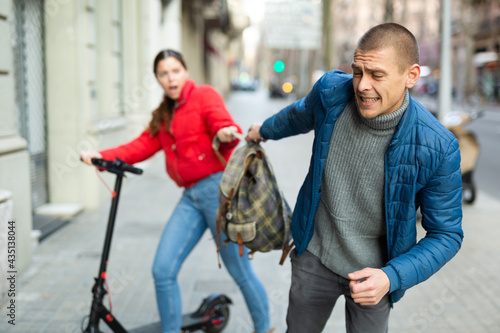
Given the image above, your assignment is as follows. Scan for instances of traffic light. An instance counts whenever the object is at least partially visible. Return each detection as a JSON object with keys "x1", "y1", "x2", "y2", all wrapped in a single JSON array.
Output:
[{"x1": 273, "y1": 60, "x2": 285, "y2": 73}]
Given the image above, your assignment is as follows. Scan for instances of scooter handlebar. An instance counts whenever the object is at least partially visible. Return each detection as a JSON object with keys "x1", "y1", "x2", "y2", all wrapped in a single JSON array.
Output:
[{"x1": 90, "y1": 158, "x2": 143, "y2": 175}]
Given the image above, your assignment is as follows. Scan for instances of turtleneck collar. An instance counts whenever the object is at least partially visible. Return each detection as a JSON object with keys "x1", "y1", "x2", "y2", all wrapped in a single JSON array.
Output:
[{"x1": 356, "y1": 90, "x2": 409, "y2": 131}]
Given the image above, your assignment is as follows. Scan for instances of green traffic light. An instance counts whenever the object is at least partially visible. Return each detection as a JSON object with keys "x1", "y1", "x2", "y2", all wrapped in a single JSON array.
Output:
[{"x1": 274, "y1": 61, "x2": 285, "y2": 73}]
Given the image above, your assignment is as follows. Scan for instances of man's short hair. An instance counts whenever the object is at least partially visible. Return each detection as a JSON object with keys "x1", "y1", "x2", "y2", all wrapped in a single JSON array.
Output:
[{"x1": 355, "y1": 23, "x2": 420, "y2": 73}]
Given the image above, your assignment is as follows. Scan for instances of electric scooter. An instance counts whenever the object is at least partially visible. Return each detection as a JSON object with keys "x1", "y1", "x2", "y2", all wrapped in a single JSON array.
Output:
[{"x1": 81, "y1": 158, "x2": 232, "y2": 333}]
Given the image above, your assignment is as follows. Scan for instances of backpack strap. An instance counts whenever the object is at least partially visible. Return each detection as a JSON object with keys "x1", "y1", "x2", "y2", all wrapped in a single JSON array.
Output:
[
  {"x1": 215, "y1": 206, "x2": 224, "y2": 269},
  {"x1": 216, "y1": 188, "x2": 234, "y2": 268},
  {"x1": 279, "y1": 241, "x2": 295, "y2": 265},
  {"x1": 237, "y1": 233, "x2": 244, "y2": 257},
  {"x1": 212, "y1": 136, "x2": 227, "y2": 167}
]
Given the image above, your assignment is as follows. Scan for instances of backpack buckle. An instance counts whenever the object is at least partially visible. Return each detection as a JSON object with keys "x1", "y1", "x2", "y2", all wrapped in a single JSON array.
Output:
[{"x1": 247, "y1": 250, "x2": 256, "y2": 260}]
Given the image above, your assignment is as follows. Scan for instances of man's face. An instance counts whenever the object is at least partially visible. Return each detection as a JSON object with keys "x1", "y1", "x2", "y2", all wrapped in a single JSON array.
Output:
[{"x1": 351, "y1": 47, "x2": 419, "y2": 119}]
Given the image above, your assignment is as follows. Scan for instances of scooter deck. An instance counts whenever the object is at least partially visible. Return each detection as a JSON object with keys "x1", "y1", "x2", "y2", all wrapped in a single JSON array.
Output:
[
  {"x1": 127, "y1": 311, "x2": 225, "y2": 332},
  {"x1": 128, "y1": 322, "x2": 162, "y2": 333},
  {"x1": 127, "y1": 314, "x2": 210, "y2": 333}
]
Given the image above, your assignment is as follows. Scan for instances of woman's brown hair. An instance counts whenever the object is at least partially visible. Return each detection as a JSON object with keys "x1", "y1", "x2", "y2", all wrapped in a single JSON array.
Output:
[{"x1": 148, "y1": 49, "x2": 188, "y2": 137}]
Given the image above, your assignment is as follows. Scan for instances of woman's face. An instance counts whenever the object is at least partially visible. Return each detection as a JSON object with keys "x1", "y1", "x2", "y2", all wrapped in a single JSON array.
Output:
[{"x1": 155, "y1": 57, "x2": 189, "y2": 100}]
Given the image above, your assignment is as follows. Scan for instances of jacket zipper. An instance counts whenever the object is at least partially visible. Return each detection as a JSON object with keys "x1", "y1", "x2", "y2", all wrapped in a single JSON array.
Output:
[{"x1": 170, "y1": 100, "x2": 187, "y2": 185}]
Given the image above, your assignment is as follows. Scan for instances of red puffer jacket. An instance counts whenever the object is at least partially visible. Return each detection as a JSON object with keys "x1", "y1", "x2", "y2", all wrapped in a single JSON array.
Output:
[{"x1": 99, "y1": 79, "x2": 241, "y2": 187}]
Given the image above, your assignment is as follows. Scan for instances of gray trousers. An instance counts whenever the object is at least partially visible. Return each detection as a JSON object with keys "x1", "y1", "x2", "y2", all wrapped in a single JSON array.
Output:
[{"x1": 286, "y1": 250, "x2": 391, "y2": 333}]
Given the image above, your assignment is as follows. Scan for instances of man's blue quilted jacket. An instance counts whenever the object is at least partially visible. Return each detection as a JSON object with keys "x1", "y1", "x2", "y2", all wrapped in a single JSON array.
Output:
[{"x1": 260, "y1": 70, "x2": 463, "y2": 304}]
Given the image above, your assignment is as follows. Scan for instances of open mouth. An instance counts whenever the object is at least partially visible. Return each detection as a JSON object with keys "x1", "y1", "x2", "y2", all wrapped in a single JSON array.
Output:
[
  {"x1": 168, "y1": 86, "x2": 179, "y2": 95},
  {"x1": 361, "y1": 97, "x2": 379, "y2": 103}
]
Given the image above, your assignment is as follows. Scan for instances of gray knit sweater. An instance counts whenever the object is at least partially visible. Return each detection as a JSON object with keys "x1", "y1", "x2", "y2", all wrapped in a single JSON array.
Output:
[{"x1": 307, "y1": 91, "x2": 409, "y2": 278}]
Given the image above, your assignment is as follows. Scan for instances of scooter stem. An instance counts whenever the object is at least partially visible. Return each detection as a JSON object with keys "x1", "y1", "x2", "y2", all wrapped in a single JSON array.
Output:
[
  {"x1": 98, "y1": 172, "x2": 123, "y2": 280},
  {"x1": 85, "y1": 171, "x2": 127, "y2": 333}
]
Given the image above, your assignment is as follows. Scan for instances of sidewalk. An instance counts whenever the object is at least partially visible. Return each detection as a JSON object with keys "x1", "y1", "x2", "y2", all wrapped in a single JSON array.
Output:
[{"x1": 3, "y1": 89, "x2": 500, "y2": 332}]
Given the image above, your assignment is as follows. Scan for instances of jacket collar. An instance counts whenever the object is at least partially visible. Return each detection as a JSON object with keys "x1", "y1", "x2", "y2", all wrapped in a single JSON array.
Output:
[
  {"x1": 176, "y1": 79, "x2": 196, "y2": 107},
  {"x1": 318, "y1": 71, "x2": 419, "y2": 149},
  {"x1": 388, "y1": 94, "x2": 417, "y2": 149},
  {"x1": 319, "y1": 72, "x2": 354, "y2": 113},
  {"x1": 321, "y1": 73, "x2": 417, "y2": 150}
]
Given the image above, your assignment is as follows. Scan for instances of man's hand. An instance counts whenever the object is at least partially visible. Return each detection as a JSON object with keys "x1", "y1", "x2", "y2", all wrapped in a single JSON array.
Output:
[
  {"x1": 348, "y1": 268, "x2": 390, "y2": 306},
  {"x1": 245, "y1": 123, "x2": 265, "y2": 143},
  {"x1": 216, "y1": 126, "x2": 238, "y2": 143}
]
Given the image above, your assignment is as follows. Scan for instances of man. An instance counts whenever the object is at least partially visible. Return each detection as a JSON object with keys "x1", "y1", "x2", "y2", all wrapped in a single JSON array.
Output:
[{"x1": 246, "y1": 23, "x2": 463, "y2": 332}]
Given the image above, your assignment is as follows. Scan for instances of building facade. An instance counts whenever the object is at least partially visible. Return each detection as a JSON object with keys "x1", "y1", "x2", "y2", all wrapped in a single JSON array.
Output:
[
  {"x1": 0, "y1": 0, "x2": 246, "y2": 304},
  {"x1": 0, "y1": 0, "x2": 33, "y2": 301}
]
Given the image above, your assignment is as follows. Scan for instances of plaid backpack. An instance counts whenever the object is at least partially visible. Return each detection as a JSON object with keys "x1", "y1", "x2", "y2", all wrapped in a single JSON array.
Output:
[{"x1": 214, "y1": 141, "x2": 293, "y2": 265}]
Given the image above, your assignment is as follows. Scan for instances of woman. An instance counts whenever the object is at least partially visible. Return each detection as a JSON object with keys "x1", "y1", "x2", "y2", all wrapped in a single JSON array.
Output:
[{"x1": 80, "y1": 49, "x2": 272, "y2": 333}]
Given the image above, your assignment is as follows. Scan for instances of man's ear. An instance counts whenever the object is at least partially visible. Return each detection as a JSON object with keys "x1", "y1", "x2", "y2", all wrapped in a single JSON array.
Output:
[{"x1": 405, "y1": 64, "x2": 420, "y2": 89}]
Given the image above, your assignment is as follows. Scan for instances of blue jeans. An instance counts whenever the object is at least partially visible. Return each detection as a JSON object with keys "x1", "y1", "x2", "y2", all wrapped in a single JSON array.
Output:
[{"x1": 152, "y1": 172, "x2": 271, "y2": 333}]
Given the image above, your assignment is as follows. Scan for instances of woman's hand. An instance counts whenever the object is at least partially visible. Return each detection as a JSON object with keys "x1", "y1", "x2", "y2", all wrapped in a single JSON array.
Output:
[
  {"x1": 80, "y1": 151, "x2": 103, "y2": 165},
  {"x1": 216, "y1": 126, "x2": 239, "y2": 143}
]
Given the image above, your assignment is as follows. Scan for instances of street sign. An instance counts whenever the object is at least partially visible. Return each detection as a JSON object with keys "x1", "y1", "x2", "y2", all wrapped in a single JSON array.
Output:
[{"x1": 263, "y1": 0, "x2": 322, "y2": 50}]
